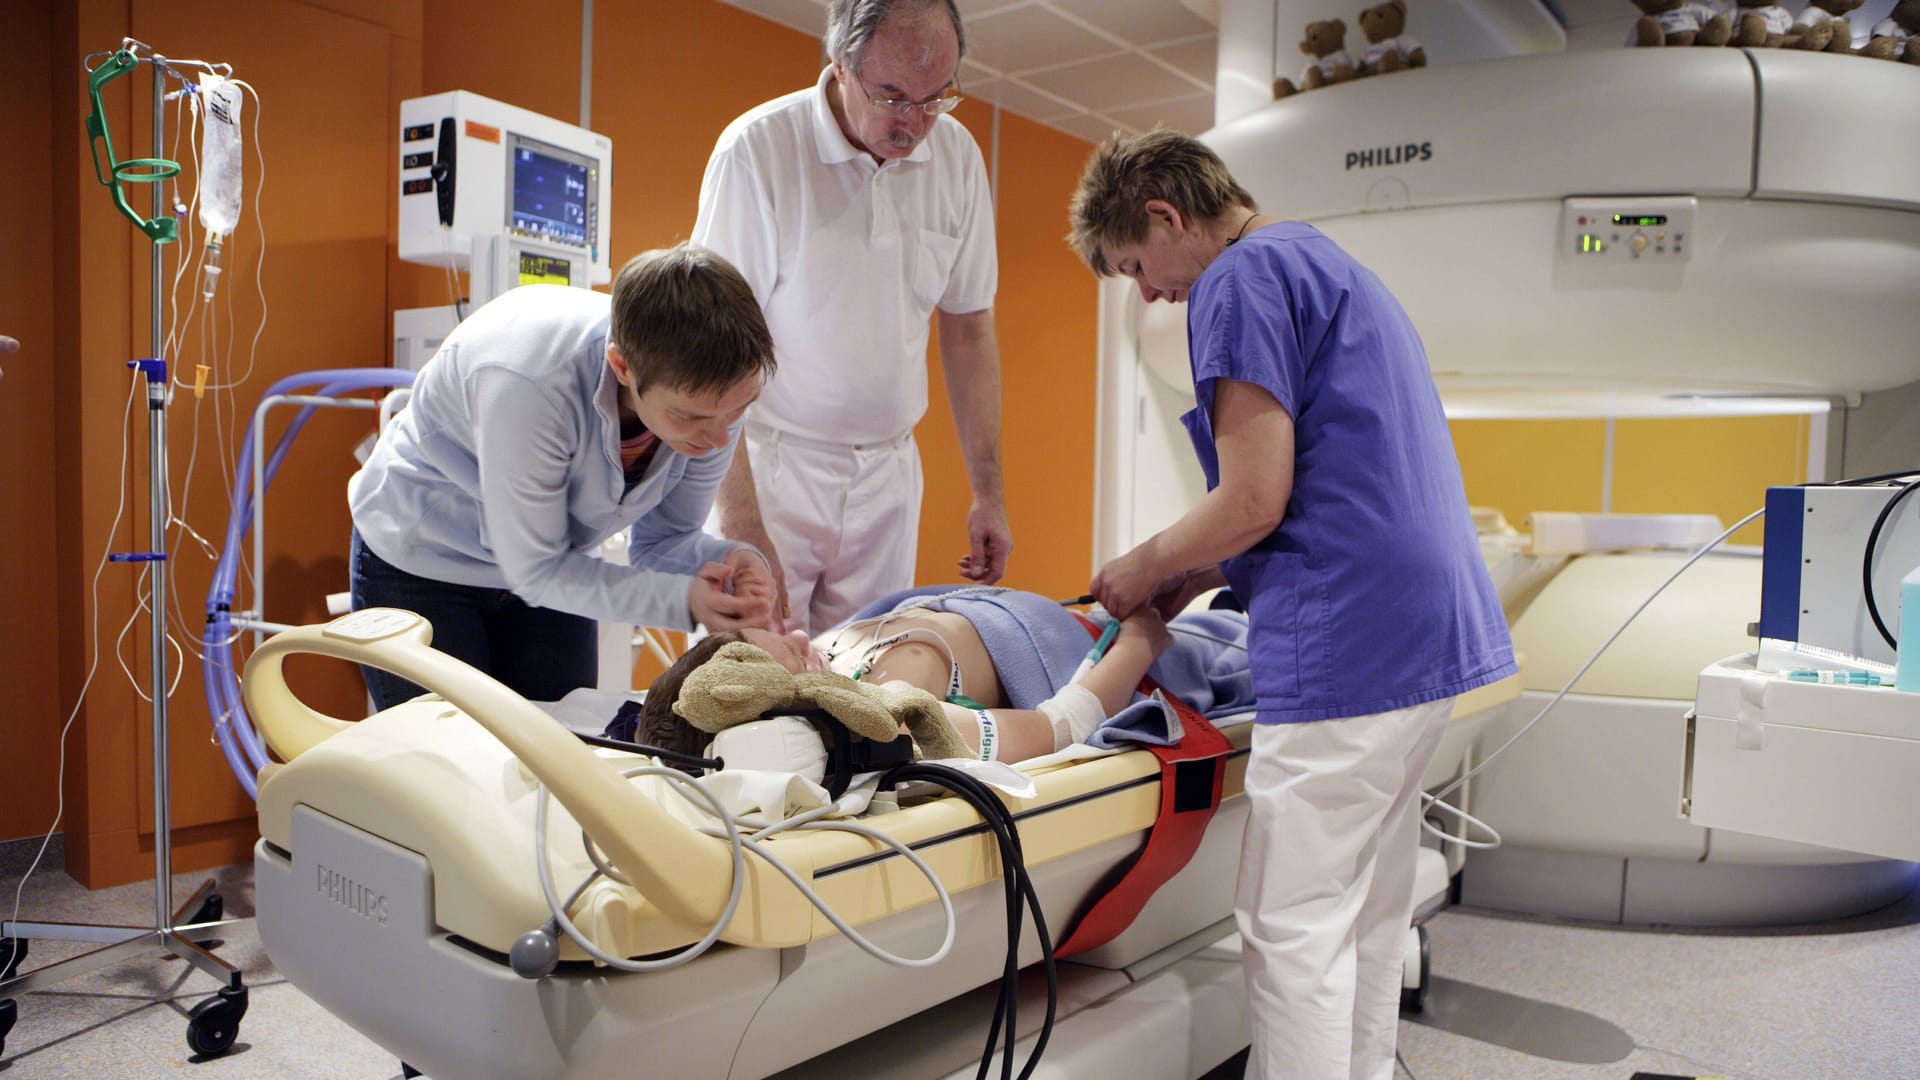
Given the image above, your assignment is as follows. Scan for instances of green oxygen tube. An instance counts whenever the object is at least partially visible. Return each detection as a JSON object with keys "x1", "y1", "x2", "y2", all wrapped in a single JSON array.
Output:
[{"x1": 85, "y1": 48, "x2": 180, "y2": 244}]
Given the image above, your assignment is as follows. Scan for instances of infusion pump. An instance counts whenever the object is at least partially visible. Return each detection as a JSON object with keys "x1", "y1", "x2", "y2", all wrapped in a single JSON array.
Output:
[{"x1": 394, "y1": 91, "x2": 613, "y2": 368}]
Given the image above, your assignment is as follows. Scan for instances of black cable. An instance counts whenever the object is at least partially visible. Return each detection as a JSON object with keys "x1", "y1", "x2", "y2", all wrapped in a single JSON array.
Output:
[
  {"x1": 1859, "y1": 478, "x2": 1920, "y2": 651},
  {"x1": 883, "y1": 763, "x2": 1057, "y2": 1080},
  {"x1": 1827, "y1": 468, "x2": 1920, "y2": 487},
  {"x1": 572, "y1": 731, "x2": 722, "y2": 774}
]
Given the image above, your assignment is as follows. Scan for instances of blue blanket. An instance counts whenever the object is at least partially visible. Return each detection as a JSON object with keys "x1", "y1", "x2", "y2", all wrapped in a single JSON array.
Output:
[{"x1": 844, "y1": 587, "x2": 1254, "y2": 749}]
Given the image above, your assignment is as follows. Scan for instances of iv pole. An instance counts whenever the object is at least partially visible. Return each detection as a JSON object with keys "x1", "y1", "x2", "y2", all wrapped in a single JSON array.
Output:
[{"x1": 0, "y1": 40, "x2": 250, "y2": 1061}]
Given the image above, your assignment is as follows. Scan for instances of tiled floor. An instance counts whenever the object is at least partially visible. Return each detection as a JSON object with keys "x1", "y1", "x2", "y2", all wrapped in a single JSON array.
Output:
[{"x1": 3, "y1": 835, "x2": 1916, "y2": 1079}]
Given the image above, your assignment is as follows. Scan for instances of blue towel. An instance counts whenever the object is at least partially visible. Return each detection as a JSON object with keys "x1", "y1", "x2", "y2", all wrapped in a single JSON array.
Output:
[{"x1": 840, "y1": 588, "x2": 1256, "y2": 749}]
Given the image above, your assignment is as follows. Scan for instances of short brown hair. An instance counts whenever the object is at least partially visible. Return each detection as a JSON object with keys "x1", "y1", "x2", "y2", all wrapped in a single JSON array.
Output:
[
  {"x1": 637, "y1": 631, "x2": 743, "y2": 768},
  {"x1": 609, "y1": 244, "x2": 775, "y2": 397},
  {"x1": 1067, "y1": 129, "x2": 1258, "y2": 276}
]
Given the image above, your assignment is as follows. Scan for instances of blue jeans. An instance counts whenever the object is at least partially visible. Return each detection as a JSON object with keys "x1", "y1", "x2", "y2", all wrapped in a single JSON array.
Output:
[{"x1": 349, "y1": 529, "x2": 597, "y2": 711}]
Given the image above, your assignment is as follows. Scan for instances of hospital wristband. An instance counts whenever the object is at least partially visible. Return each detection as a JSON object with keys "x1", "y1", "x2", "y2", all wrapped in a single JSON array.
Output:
[{"x1": 975, "y1": 709, "x2": 998, "y2": 762}]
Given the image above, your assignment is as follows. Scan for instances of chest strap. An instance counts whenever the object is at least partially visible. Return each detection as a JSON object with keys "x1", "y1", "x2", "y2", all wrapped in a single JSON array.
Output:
[{"x1": 1054, "y1": 617, "x2": 1234, "y2": 959}]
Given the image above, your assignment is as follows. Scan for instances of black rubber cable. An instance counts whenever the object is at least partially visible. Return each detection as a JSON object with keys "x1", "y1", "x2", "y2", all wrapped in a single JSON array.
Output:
[
  {"x1": 1858, "y1": 477, "x2": 1920, "y2": 651},
  {"x1": 883, "y1": 763, "x2": 1058, "y2": 1080}
]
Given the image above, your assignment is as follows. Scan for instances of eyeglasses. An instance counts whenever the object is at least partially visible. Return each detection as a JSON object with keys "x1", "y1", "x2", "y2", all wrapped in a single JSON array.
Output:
[{"x1": 851, "y1": 71, "x2": 963, "y2": 119}]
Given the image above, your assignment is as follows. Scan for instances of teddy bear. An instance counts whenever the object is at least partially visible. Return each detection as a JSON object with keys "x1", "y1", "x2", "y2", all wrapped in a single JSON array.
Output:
[
  {"x1": 1627, "y1": 0, "x2": 1732, "y2": 47},
  {"x1": 1356, "y1": 0, "x2": 1426, "y2": 76},
  {"x1": 1273, "y1": 19, "x2": 1357, "y2": 99},
  {"x1": 1861, "y1": 0, "x2": 1920, "y2": 62},
  {"x1": 675, "y1": 640, "x2": 972, "y2": 762},
  {"x1": 1789, "y1": 0, "x2": 1862, "y2": 51},
  {"x1": 1729, "y1": 0, "x2": 1802, "y2": 47}
]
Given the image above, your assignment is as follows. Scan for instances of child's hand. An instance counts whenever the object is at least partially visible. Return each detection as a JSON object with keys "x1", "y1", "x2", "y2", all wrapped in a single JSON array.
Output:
[
  {"x1": 1121, "y1": 605, "x2": 1173, "y2": 660},
  {"x1": 689, "y1": 562, "x2": 775, "y2": 630}
]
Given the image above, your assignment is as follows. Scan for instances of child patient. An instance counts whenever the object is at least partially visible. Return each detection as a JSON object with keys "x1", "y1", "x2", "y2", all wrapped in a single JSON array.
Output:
[{"x1": 635, "y1": 587, "x2": 1210, "y2": 766}]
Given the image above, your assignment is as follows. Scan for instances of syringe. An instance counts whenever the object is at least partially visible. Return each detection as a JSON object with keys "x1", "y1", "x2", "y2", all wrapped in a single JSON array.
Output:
[
  {"x1": 1070, "y1": 620, "x2": 1122, "y2": 685},
  {"x1": 1785, "y1": 669, "x2": 1887, "y2": 686}
]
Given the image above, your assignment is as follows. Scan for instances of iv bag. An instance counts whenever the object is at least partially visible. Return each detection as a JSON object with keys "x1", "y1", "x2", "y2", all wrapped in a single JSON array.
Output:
[{"x1": 197, "y1": 74, "x2": 243, "y2": 238}]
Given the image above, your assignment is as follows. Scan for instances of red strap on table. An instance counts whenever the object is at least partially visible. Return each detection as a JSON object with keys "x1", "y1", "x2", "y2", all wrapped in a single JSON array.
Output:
[{"x1": 1053, "y1": 616, "x2": 1234, "y2": 959}]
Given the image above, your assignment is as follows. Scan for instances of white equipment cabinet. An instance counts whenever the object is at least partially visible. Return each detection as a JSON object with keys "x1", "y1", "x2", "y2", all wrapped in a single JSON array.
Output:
[{"x1": 1688, "y1": 657, "x2": 1920, "y2": 863}]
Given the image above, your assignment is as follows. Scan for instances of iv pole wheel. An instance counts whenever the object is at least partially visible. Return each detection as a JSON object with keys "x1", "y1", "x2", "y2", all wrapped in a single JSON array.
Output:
[
  {"x1": 185, "y1": 984, "x2": 247, "y2": 1058},
  {"x1": 187, "y1": 892, "x2": 223, "y2": 927}
]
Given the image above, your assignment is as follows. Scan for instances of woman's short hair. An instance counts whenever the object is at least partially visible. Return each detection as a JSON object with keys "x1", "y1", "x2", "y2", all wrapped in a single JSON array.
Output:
[
  {"x1": 609, "y1": 244, "x2": 775, "y2": 398},
  {"x1": 1067, "y1": 129, "x2": 1258, "y2": 276},
  {"x1": 637, "y1": 631, "x2": 743, "y2": 768}
]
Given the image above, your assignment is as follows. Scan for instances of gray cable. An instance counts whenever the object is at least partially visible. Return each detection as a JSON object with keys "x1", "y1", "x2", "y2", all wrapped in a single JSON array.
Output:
[
  {"x1": 533, "y1": 763, "x2": 958, "y2": 973},
  {"x1": 1428, "y1": 505, "x2": 1765, "y2": 810}
]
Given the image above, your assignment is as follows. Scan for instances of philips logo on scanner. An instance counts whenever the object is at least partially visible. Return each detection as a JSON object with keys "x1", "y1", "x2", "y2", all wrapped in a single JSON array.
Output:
[
  {"x1": 1346, "y1": 142, "x2": 1432, "y2": 170},
  {"x1": 317, "y1": 863, "x2": 390, "y2": 927}
]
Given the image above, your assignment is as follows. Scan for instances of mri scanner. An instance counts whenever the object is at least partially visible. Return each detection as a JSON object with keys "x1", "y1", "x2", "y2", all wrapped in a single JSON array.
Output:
[
  {"x1": 1099, "y1": 45, "x2": 1920, "y2": 929},
  {"x1": 239, "y1": 43, "x2": 1919, "y2": 1080}
]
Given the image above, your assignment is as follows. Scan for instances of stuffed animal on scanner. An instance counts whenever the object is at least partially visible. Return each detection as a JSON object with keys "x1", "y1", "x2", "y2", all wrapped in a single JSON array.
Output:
[
  {"x1": 1628, "y1": 0, "x2": 1732, "y2": 46},
  {"x1": 1791, "y1": 0, "x2": 1862, "y2": 52},
  {"x1": 674, "y1": 640, "x2": 973, "y2": 763},
  {"x1": 1357, "y1": 0, "x2": 1426, "y2": 75},
  {"x1": 1861, "y1": 0, "x2": 1920, "y2": 62},
  {"x1": 1274, "y1": 19, "x2": 1357, "y2": 99},
  {"x1": 1730, "y1": 0, "x2": 1802, "y2": 46}
]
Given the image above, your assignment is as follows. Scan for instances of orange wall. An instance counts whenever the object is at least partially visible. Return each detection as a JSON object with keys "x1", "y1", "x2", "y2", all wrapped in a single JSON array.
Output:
[
  {"x1": 2, "y1": 1, "x2": 1104, "y2": 880},
  {"x1": 920, "y1": 104, "x2": 1100, "y2": 600},
  {"x1": 0, "y1": 1, "x2": 62, "y2": 851},
  {"x1": 7, "y1": 0, "x2": 427, "y2": 882}
]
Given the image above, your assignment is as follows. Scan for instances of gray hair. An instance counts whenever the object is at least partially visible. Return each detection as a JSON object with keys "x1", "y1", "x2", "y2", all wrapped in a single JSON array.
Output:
[
  {"x1": 1068, "y1": 130, "x2": 1258, "y2": 277},
  {"x1": 825, "y1": 0, "x2": 967, "y2": 72}
]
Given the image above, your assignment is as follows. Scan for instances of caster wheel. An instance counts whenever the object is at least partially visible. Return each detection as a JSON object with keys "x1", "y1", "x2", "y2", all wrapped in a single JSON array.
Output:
[
  {"x1": 188, "y1": 893, "x2": 224, "y2": 926},
  {"x1": 1, "y1": 937, "x2": 25, "y2": 980},
  {"x1": 186, "y1": 985, "x2": 248, "y2": 1058},
  {"x1": 1400, "y1": 924, "x2": 1431, "y2": 1014},
  {"x1": 2, "y1": 997, "x2": 16, "y2": 1056}
]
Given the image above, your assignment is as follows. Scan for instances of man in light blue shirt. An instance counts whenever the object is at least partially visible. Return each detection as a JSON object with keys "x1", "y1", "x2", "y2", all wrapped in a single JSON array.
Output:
[{"x1": 350, "y1": 245, "x2": 780, "y2": 709}]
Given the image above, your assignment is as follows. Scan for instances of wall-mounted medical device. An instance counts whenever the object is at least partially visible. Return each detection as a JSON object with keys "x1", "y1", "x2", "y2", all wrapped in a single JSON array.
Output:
[
  {"x1": 397, "y1": 90, "x2": 612, "y2": 294},
  {"x1": 394, "y1": 91, "x2": 613, "y2": 369}
]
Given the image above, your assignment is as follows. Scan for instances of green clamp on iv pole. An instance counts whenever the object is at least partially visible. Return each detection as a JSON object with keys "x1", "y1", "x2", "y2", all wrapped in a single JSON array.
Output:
[{"x1": 85, "y1": 48, "x2": 180, "y2": 244}]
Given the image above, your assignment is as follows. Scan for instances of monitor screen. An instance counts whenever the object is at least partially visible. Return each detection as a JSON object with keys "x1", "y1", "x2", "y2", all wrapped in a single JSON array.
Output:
[
  {"x1": 519, "y1": 251, "x2": 572, "y2": 286},
  {"x1": 507, "y1": 134, "x2": 596, "y2": 250}
]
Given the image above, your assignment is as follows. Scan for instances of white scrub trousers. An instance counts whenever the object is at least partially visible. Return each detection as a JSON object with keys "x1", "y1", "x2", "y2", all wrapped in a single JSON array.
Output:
[
  {"x1": 1236, "y1": 698, "x2": 1452, "y2": 1080},
  {"x1": 742, "y1": 423, "x2": 922, "y2": 635}
]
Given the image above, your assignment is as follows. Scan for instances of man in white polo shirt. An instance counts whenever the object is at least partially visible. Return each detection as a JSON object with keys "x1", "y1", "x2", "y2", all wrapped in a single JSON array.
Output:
[{"x1": 692, "y1": 0, "x2": 1013, "y2": 635}]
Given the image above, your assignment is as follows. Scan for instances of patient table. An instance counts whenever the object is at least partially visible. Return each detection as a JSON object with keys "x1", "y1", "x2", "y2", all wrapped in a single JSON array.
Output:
[{"x1": 243, "y1": 610, "x2": 1516, "y2": 1078}]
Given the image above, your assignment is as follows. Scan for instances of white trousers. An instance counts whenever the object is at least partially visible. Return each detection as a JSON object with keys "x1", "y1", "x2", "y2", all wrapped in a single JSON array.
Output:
[
  {"x1": 742, "y1": 423, "x2": 922, "y2": 635},
  {"x1": 1236, "y1": 698, "x2": 1452, "y2": 1080}
]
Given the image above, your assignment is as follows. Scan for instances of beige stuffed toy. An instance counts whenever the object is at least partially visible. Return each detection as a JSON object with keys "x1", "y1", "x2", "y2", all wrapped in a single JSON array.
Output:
[
  {"x1": 675, "y1": 641, "x2": 972, "y2": 762},
  {"x1": 1357, "y1": 0, "x2": 1427, "y2": 75},
  {"x1": 1273, "y1": 19, "x2": 1358, "y2": 99}
]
